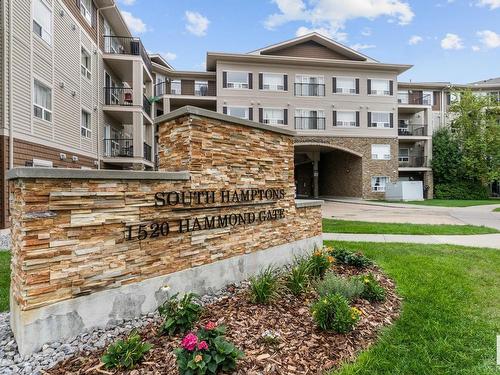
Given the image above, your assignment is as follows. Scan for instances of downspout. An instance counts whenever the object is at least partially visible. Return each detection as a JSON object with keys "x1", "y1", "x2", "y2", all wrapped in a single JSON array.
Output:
[
  {"x1": 8, "y1": 0, "x2": 13, "y2": 169},
  {"x1": 95, "y1": 4, "x2": 116, "y2": 170}
]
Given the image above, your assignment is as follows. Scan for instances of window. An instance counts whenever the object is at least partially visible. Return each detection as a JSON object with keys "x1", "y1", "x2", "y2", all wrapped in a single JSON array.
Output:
[
  {"x1": 81, "y1": 110, "x2": 92, "y2": 138},
  {"x1": 398, "y1": 148, "x2": 409, "y2": 162},
  {"x1": 262, "y1": 73, "x2": 284, "y2": 91},
  {"x1": 155, "y1": 74, "x2": 165, "y2": 96},
  {"x1": 422, "y1": 91, "x2": 433, "y2": 106},
  {"x1": 336, "y1": 111, "x2": 357, "y2": 127},
  {"x1": 81, "y1": 47, "x2": 92, "y2": 80},
  {"x1": 170, "y1": 80, "x2": 181, "y2": 95},
  {"x1": 295, "y1": 109, "x2": 325, "y2": 130},
  {"x1": 33, "y1": 0, "x2": 52, "y2": 44},
  {"x1": 369, "y1": 112, "x2": 392, "y2": 128},
  {"x1": 370, "y1": 79, "x2": 390, "y2": 95},
  {"x1": 33, "y1": 80, "x2": 52, "y2": 122},
  {"x1": 398, "y1": 91, "x2": 409, "y2": 104},
  {"x1": 295, "y1": 75, "x2": 325, "y2": 96},
  {"x1": 371, "y1": 144, "x2": 391, "y2": 160},
  {"x1": 195, "y1": 81, "x2": 208, "y2": 96},
  {"x1": 80, "y1": 0, "x2": 92, "y2": 25},
  {"x1": 263, "y1": 108, "x2": 284, "y2": 125},
  {"x1": 371, "y1": 176, "x2": 389, "y2": 192},
  {"x1": 227, "y1": 107, "x2": 249, "y2": 119},
  {"x1": 226, "y1": 71, "x2": 249, "y2": 89},
  {"x1": 335, "y1": 77, "x2": 357, "y2": 94}
]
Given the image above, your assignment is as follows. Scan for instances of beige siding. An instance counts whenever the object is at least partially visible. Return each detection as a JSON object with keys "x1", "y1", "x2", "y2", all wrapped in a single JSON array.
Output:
[{"x1": 33, "y1": 37, "x2": 53, "y2": 84}]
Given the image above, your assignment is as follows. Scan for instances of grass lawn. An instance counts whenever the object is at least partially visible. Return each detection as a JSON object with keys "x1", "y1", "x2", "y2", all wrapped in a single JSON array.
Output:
[
  {"x1": 0, "y1": 251, "x2": 9, "y2": 312},
  {"x1": 494, "y1": 207, "x2": 500, "y2": 212},
  {"x1": 388, "y1": 199, "x2": 499, "y2": 208},
  {"x1": 327, "y1": 241, "x2": 500, "y2": 375},
  {"x1": 323, "y1": 219, "x2": 499, "y2": 235}
]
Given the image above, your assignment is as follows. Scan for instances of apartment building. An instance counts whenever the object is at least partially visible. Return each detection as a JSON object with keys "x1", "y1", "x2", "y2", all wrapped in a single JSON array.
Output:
[
  {"x1": 0, "y1": 0, "x2": 154, "y2": 228},
  {"x1": 153, "y1": 33, "x2": 414, "y2": 200}
]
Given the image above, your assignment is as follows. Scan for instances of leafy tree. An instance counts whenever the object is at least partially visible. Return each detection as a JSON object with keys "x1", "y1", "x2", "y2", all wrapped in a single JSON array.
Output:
[
  {"x1": 448, "y1": 89, "x2": 500, "y2": 185},
  {"x1": 432, "y1": 127, "x2": 464, "y2": 185}
]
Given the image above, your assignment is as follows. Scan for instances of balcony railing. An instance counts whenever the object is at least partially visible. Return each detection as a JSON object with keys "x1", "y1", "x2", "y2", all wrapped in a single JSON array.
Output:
[
  {"x1": 398, "y1": 155, "x2": 428, "y2": 168},
  {"x1": 398, "y1": 93, "x2": 433, "y2": 105},
  {"x1": 154, "y1": 81, "x2": 215, "y2": 97},
  {"x1": 103, "y1": 35, "x2": 152, "y2": 73},
  {"x1": 294, "y1": 117, "x2": 326, "y2": 130},
  {"x1": 104, "y1": 87, "x2": 134, "y2": 106},
  {"x1": 398, "y1": 124, "x2": 428, "y2": 136},
  {"x1": 103, "y1": 139, "x2": 133, "y2": 158},
  {"x1": 294, "y1": 83, "x2": 325, "y2": 97},
  {"x1": 143, "y1": 95, "x2": 152, "y2": 118},
  {"x1": 143, "y1": 142, "x2": 152, "y2": 161}
]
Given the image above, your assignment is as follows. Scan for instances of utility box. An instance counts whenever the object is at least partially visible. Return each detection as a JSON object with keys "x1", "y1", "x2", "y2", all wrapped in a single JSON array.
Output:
[{"x1": 385, "y1": 181, "x2": 424, "y2": 201}]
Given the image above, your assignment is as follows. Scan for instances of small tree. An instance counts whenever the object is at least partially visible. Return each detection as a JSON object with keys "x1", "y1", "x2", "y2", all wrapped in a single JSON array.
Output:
[{"x1": 432, "y1": 127, "x2": 463, "y2": 185}]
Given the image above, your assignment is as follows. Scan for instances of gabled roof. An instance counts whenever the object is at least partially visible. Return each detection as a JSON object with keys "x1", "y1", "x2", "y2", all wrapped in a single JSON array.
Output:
[
  {"x1": 149, "y1": 54, "x2": 174, "y2": 70},
  {"x1": 248, "y1": 32, "x2": 377, "y2": 62}
]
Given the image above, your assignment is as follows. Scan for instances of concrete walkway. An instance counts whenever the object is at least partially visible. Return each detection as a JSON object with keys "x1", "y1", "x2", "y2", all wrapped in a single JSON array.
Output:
[{"x1": 323, "y1": 232, "x2": 500, "y2": 249}]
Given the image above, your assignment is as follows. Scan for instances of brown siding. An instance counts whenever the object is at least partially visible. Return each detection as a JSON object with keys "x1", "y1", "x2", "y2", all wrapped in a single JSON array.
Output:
[
  {"x1": 0, "y1": 137, "x2": 98, "y2": 229},
  {"x1": 263, "y1": 40, "x2": 359, "y2": 61},
  {"x1": 62, "y1": 0, "x2": 97, "y2": 43},
  {"x1": 181, "y1": 80, "x2": 195, "y2": 95},
  {"x1": 409, "y1": 90, "x2": 423, "y2": 105},
  {"x1": 208, "y1": 80, "x2": 216, "y2": 96},
  {"x1": 433, "y1": 91, "x2": 441, "y2": 111}
]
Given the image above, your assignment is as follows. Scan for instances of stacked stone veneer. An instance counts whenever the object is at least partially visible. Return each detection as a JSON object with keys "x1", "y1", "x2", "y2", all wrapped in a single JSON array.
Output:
[
  {"x1": 9, "y1": 108, "x2": 322, "y2": 314},
  {"x1": 294, "y1": 136, "x2": 399, "y2": 199}
]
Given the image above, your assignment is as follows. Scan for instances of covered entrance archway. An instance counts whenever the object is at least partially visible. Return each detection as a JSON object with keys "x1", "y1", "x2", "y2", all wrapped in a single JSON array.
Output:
[{"x1": 294, "y1": 144, "x2": 363, "y2": 198}]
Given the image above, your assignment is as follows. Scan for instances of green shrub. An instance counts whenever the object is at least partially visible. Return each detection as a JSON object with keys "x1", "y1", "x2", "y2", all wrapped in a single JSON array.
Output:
[
  {"x1": 308, "y1": 248, "x2": 334, "y2": 278},
  {"x1": 330, "y1": 247, "x2": 372, "y2": 268},
  {"x1": 286, "y1": 257, "x2": 311, "y2": 295},
  {"x1": 315, "y1": 272, "x2": 364, "y2": 301},
  {"x1": 249, "y1": 266, "x2": 280, "y2": 304},
  {"x1": 175, "y1": 322, "x2": 244, "y2": 375},
  {"x1": 101, "y1": 332, "x2": 152, "y2": 370},
  {"x1": 311, "y1": 293, "x2": 362, "y2": 333},
  {"x1": 434, "y1": 182, "x2": 490, "y2": 200},
  {"x1": 359, "y1": 273, "x2": 386, "y2": 302},
  {"x1": 158, "y1": 293, "x2": 203, "y2": 336}
]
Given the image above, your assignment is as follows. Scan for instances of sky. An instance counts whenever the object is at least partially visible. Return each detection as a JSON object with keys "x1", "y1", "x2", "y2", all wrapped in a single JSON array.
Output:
[{"x1": 117, "y1": 0, "x2": 500, "y2": 84}]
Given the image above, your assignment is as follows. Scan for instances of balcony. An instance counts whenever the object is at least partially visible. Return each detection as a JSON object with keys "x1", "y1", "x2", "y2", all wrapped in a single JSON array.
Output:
[
  {"x1": 398, "y1": 92, "x2": 432, "y2": 106},
  {"x1": 103, "y1": 35, "x2": 152, "y2": 73},
  {"x1": 294, "y1": 117, "x2": 326, "y2": 130},
  {"x1": 104, "y1": 87, "x2": 134, "y2": 106},
  {"x1": 154, "y1": 80, "x2": 216, "y2": 97},
  {"x1": 398, "y1": 124, "x2": 428, "y2": 137},
  {"x1": 398, "y1": 155, "x2": 428, "y2": 168},
  {"x1": 103, "y1": 138, "x2": 134, "y2": 158},
  {"x1": 143, "y1": 95, "x2": 152, "y2": 118},
  {"x1": 294, "y1": 83, "x2": 325, "y2": 97}
]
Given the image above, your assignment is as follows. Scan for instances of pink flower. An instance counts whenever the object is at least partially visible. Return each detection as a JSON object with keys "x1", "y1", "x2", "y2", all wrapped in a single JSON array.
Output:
[
  {"x1": 197, "y1": 340, "x2": 209, "y2": 351},
  {"x1": 181, "y1": 333, "x2": 198, "y2": 351},
  {"x1": 205, "y1": 321, "x2": 217, "y2": 331}
]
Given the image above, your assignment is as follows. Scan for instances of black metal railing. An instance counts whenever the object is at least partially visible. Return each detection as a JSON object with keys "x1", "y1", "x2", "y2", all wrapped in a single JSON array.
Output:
[
  {"x1": 103, "y1": 35, "x2": 152, "y2": 73},
  {"x1": 398, "y1": 92, "x2": 433, "y2": 105},
  {"x1": 103, "y1": 87, "x2": 134, "y2": 106},
  {"x1": 398, "y1": 155, "x2": 428, "y2": 168},
  {"x1": 398, "y1": 124, "x2": 428, "y2": 136},
  {"x1": 143, "y1": 143, "x2": 152, "y2": 161},
  {"x1": 154, "y1": 81, "x2": 214, "y2": 97},
  {"x1": 154, "y1": 81, "x2": 167, "y2": 96},
  {"x1": 294, "y1": 117, "x2": 326, "y2": 130},
  {"x1": 143, "y1": 95, "x2": 152, "y2": 118},
  {"x1": 294, "y1": 83, "x2": 325, "y2": 96},
  {"x1": 103, "y1": 139, "x2": 133, "y2": 157}
]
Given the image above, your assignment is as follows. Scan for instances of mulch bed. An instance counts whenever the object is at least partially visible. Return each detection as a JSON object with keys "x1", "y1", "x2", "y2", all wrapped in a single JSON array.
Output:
[{"x1": 48, "y1": 264, "x2": 401, "y2": 375}]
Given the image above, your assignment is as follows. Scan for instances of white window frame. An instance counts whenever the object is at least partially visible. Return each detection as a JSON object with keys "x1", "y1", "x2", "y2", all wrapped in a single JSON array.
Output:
[
  {"x1": 335, "y1": 76, "x2": 358, "y2": 95},
  {"x1": 370, "y1": 111, "x2": 392, "y2": 128},
  {"x1": 263, "y1": 108, "x2": 285, "y2": 125},
  {"x1": 33, "y1": 0, "x2": 52, "y2": 45},
  {"x1": 422, "y1": 91, "x2": 434, "y2": 106},
  {"x1": 371, "y1": 144, "x2": 391, "y2": 160},
  {"x1": 80, "y1": 0, "x2": 92, "y2": 25},
  {"x1": 227, "y1": 106, "x2": 249, "y2": 120},
  {"x1": 261, "y1": 73, "x2": 285, "y2": 91},
  {"x1": 33, "y1": 79, "x2": 52, "y2": 122},
  {"x1": 369, "y1": 79, "x2": 391, "y2": 96},
  {"x1": 226, "y1": 71, "x2": 249, "y2": 89},
  {"x1": 336, "y1": 110, "x2": 357, "y2": 127},
  {"x1": 170, "y1": 79, "x2": 181, "y2": 95},
  {"x1": 81, "y1": 109, "x2": 92, "y2": 139},
  {"x1": 81, "y1": 46, "x2": 92, "y2": 80},
  {"x1": 194, "y1": 80, "x2": 209, "y2": 96},
  {"x1": 398, "y1": 148, "x2": 410, "y2": 162},
  {"x1": 371, "y1": 176, "x2": 389, "y2": 192}
]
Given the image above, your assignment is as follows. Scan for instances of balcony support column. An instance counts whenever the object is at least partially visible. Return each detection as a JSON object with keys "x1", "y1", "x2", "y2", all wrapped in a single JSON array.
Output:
[
  {"x1": 132, "y1": 112, "x2": 144, "y2": 162},
  {"x1": 312, "y1": 152, "x2": 320, "y2": 199}
]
